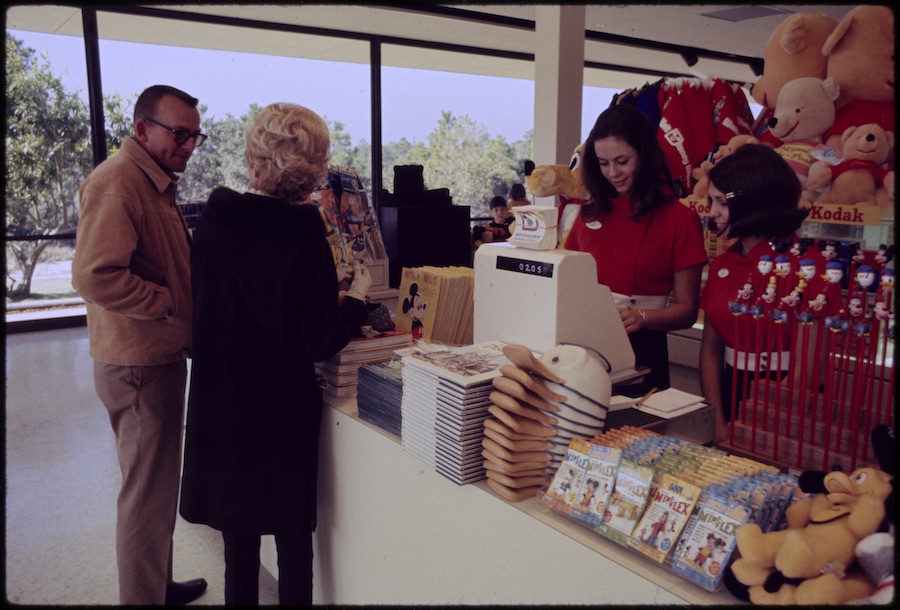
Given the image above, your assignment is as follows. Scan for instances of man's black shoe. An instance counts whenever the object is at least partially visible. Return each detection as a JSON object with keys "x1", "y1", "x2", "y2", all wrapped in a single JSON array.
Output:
[{"x1": 165, "y1": 578, "x2": 208, "y2": 605}]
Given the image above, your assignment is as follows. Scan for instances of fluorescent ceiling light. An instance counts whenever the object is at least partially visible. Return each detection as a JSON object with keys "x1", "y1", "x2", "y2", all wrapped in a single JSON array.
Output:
[{"x1": 701, "y1": 6, "x2": 791, "y2": 23}]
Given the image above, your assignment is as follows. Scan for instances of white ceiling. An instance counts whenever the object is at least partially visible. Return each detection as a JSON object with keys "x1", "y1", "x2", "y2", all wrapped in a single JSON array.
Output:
[{"x1": 6, "y1": 4, "x2": 856, "y2": 90}]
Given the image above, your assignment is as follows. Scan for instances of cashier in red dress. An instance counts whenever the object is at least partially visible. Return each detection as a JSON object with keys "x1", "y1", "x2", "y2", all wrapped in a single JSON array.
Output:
[{"x1": 566, "y1": 105, "x2": 708, "y2": 394}]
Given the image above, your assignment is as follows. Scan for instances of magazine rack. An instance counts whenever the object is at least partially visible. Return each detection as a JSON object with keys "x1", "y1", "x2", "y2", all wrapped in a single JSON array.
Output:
[{"x1": 302, "y1": 165, "x2": 391, "y2": 293}]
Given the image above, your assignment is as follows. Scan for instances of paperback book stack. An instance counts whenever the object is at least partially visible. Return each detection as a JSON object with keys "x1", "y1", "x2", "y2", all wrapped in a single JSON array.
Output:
[
  {"x1": 394, "y1": 266, "x2": 475, "y2": 346},
  {"x1": 316, "y1": 330, "x2": 413, "y2": 397},
  {"x1": 356, "y1": 359, "x2": 404, "y2": 436},
  {"x1": 399, "y1": 341, "x2": 509, "y2": 484}
]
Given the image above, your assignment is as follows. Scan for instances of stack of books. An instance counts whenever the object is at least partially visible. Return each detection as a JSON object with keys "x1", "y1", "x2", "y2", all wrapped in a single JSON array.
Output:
[
  {"x1": 399, "y1": 341, "x2": 509, "y2": 485},
  {"x1": 316, "y1": 330, "x2": 414, "y2": 397},
  {"x1": 356, "y1": 359, "x2": 404, "y2": 436},
  {"x1": 394, "y1": 266, "x2": 475, "y2": 346}
]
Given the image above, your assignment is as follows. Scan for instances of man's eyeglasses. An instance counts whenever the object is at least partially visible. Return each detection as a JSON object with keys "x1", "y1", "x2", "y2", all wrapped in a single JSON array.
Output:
[{"x1": 143, "y1": 117, "x2": 208, "y2": 147}]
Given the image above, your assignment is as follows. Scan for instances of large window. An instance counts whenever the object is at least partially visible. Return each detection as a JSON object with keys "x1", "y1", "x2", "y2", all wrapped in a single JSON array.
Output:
[
  {"x1": 93, "y1": 12, "x2": 372, "y2": 203},
  {"x1": 7, "y1": 5, "x2": 726, "y2": 320},
  {"x1": 5, "y1": 27, "x2": 89, "y2": 306},
  {"x1": 381, "y1": 45, "x2": 535, "y2": 219}
]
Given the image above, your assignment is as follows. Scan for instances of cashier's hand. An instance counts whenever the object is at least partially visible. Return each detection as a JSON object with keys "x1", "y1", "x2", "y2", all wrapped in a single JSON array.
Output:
[{"x1": 619, "y1": 307, "x2": 647, "y2": 334}]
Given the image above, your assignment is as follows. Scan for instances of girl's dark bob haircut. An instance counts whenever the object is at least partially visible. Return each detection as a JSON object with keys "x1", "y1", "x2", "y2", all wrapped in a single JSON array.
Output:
[{"x1": 706, "y1": 143, "x2": 809, "y2": 239}]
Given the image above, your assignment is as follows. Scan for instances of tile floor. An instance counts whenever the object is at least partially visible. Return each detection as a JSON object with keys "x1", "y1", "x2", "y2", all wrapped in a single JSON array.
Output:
[{"x1": 4, "y1": 326, "x2": 279, "y2": 605}]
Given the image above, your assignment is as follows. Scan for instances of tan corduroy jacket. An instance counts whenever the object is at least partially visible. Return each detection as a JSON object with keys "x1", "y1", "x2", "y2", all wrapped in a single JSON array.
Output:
[{"x1": 72, "y1": 136, "x2": 193, "y2": 366}]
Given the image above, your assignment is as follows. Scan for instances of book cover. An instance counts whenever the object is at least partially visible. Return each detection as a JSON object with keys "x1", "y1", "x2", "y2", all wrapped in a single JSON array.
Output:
[
  {"x1": 314, "y1": 366, "x2": 358, "y2": 386},
  {"x1": 395, "y1": 267, "x2": 444, "y2": 342},
  {"x1": 334, "y1": 330, "x2": 414, "y2": 353},
  {"x1": 570, "y1": 443, "x2": 622, "y2": 528},
  {"x1": 596, "y1": 458, "x2": 654, "y2": 546},
  {"x1": 542, "y1": 437, "x2": 592, "y2": 517},
  {"x1": 628, "y1": 473, "x2": 702, "y2": 562},
  {"x1": 670, "y1": 494, "x2": 751, "y2": 592},
  {"x1": 418, "y1": 266, "x2": 461, "y2": 344},
  {"x1": 399, "y1": 341, "x2": 508, "y2": 388}
]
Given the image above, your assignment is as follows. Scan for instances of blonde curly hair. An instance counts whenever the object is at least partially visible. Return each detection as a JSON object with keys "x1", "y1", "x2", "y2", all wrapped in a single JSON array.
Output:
[{"x1": 245, "y1": 102, "x2": 330, "y2": 202}]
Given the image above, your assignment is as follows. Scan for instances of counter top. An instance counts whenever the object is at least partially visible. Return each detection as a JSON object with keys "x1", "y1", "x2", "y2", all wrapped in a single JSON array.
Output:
[{"x1": 290, "y1": 394, "x2": 739, "y2": 605}]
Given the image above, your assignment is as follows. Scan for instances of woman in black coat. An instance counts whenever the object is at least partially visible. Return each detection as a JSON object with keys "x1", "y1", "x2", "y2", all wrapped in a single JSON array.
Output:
[{"x1": 180, "y1": 102, "x2": 370, "y2": 605}]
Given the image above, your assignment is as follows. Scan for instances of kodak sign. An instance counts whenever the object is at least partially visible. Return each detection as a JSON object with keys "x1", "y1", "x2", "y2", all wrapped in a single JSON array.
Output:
[{"x1": 680, "y1": 198, "x2": 882, "y2": 226}]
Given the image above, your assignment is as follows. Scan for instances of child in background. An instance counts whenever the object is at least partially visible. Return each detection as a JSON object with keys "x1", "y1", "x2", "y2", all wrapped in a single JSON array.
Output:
[
  {"x1": 472, "y1": 195, "x2": 514, "y2": 249},
  {"x1": 507, "y1": 182, "x2": 530, "y2": 209}
]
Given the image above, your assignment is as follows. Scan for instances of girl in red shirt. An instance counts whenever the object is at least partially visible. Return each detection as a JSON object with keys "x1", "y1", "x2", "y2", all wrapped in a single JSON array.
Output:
[
  {"x1": 699, "y1": 144, "x2": 815, "y2": 443},
  {"x1": 566, "y1": 105, "x2": 708, "y2": 393}
]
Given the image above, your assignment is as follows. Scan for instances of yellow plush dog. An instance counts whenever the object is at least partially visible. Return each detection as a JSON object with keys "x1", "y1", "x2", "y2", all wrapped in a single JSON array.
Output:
[
  {"x1": 731, "y1": 465, "x2": 892, "y2": 605},
  {"x1": 524, "y1": 144, "x2": 589, "y2": 245}
]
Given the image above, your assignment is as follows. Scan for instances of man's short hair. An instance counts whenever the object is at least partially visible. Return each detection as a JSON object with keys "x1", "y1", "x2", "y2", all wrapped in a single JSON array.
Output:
[
  {"x1": 133, "y1": 85, "x2": 199, "y2": 125},
  {"x1": 489, "y1": 196, "x2": 507, "y2": 209}
]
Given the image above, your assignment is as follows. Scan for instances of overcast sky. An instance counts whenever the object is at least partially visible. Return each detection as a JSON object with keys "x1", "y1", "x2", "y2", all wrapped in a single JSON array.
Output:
[{"x1": 12, "y1": 29, "x2": 617, "y2": 147}]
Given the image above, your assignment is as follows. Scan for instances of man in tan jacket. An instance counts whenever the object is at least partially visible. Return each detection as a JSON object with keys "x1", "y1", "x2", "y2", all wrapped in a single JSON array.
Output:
[{"x1": 72, "y1": 85, "x2": 207, "y2": 605}]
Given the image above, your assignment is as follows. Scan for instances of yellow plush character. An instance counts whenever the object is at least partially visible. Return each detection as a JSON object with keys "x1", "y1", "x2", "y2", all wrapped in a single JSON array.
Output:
[
  {"x1": 731, "y1": 465, "x2": 892, "y2": 605},
  {"x1": 524, "y1": 144, "x2": 589, "y2": 246},
  {"x1": 691, "y1": 134, "x2": 760, "y2": 199}
]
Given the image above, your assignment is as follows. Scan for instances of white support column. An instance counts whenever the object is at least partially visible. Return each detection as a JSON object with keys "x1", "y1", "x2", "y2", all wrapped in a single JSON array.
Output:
[{"x1": 532, "y1": 5, "x2": 585, "y2": 206}]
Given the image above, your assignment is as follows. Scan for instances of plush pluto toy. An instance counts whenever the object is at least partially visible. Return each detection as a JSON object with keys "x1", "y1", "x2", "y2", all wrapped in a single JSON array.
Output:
[
  {"x1": 524, "y1": 145, "x2": 589, "y2": 246},
  {"x1": 727, "y1": 455, "x2": 893, "y2": 605}
]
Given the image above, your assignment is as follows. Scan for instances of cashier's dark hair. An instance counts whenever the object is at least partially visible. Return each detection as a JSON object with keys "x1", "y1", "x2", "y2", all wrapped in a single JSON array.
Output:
[
  {"x1": 706, "y1": 144, "x2": 809, "y2": 239},
  {"x1": 580, "y1": 104, "x2": 675, "y2": 220}
]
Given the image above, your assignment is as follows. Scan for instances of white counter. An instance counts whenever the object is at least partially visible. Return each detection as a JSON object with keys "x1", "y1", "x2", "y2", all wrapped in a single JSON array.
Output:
[{"x1": 261, "y1": 396, "x2": 737, "y2": 605}]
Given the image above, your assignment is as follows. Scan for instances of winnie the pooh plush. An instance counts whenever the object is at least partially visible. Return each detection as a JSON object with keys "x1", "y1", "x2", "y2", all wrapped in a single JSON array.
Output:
[
  {"x1": 750, "y1": 12, "x2": 838, "y2": 147},
  {"x1": 729, "y1": 463, "x2": 892, "y2": 605},
  {"x1": 524, "y1": 144, "x2": 589, "y2": 245},
  {"x1": 691, "y1": 134, "x2": 760, "y2": 199},
  {"x1": 808, "y1": 123, "x2": 894, "y2": 211},
  {"x1": 821, "y1": 5, "x2": 895, "y2": 154}
]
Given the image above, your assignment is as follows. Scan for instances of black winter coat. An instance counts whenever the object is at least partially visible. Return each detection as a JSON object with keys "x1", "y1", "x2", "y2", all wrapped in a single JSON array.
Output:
[{"x1": 179, "y1": 187, "x2": 367, "y2": 535}]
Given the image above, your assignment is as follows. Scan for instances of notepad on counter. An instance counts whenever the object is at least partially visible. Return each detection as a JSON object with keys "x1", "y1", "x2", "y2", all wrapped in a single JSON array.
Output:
[
  {"x1": 608, "y1": 395, "x2": 637, "y2": 412},
  {"x1": 635, "y1": 388, "x2": 705, "y2": 419}
]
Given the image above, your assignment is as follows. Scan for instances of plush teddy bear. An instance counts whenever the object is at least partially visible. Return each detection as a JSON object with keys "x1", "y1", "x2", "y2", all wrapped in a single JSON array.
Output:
[
  {"x1": 524, "y1": 144, "x2": 589, "y2": 245},
  {"x1": 750, "y1": 12, "x2": 838, "y2": 147},
  {"x1": 728, "y1": 462, "x2": 893, "y2": 605},
  {"x1": 765, "y1": 76, "x2": 840, "y2": 203},
  {"x1": 821, "y1": 5, "x2": 895, "y2": 154},
  {"x1": 691, "y1": 134, "x2": 760, "y2": 199},
  {"x1": 808, "y1": 123, "x2": 895, "y2": 210}
]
